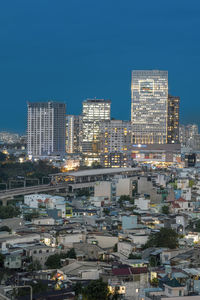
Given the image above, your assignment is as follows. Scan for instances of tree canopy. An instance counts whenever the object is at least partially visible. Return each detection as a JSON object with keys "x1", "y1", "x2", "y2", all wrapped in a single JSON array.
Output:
[
  {"x1": 45, "y1": 249, "x2": 77, "y2": 269},
  {"x1": 0, "y1": 226, "x2": 11, "y2": 233},
  {"x1": 144, "y1": 228, "x2": 179, "y2": 249},
  {"x1": 0, "y1": 205, "x2": 20, "y2": 219},
  {"x1": 74, "y1": 279, "x2": 121, "y2": 300},
  {"x1": 82, "y1": 279, "x2": 109, "y2": 300},
  {"x1": 0, "y1": 253, "x2": 5, "y2": 268},
  {"x1": 65, "y1": 248, "x2": 76, "y2": 259},
  {"x1": 161, "y1": 205, "x2": 170, "y2": 215},
  {"x1": 128, "y1": 253, "x2": 142, "y2": 259},
  {"x1": 0, "y1": 160, "x2": 59, "y2": 184},
  {"x1": 45, "y1": 253, "x2": 61, "y2": 269},
  {"x1": 118, "y1": 195, "x2": 134, "y2": 208},
  {"x1": 0, "y1": 152, "x2": 7, "y2": 162}
]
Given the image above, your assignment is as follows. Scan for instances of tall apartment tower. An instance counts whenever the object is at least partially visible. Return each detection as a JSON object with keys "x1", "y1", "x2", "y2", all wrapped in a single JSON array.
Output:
[
  {"x1": 100, "y1": 120, "x2": 132, "y2": 168},
  {"x1": 66, "y1": 115, "x2": 82, "y2": 154},
  {"x1": 27, "y1": 102, "x2": 66, "y2": 157},
  {"x1": 131, "y1": 70, "x2": 168, "y2": 144},
  {"x1": 82, "y1": 99, "x2": 111, "y2": 162},
  {"x1": 167, "y1": 95, "x2": 180, "y2": 144}
]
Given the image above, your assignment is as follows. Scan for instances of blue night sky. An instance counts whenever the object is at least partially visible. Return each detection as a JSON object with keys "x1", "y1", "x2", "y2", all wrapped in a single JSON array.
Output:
[{"x1": 0, "y1": 0, "x2": 200, "y2": 133}]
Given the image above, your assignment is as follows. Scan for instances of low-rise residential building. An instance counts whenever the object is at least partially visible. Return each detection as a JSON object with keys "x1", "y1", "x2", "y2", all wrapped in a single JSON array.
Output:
[{"x1": 24, "y1": 194, "x2": 66, "y2": 218}]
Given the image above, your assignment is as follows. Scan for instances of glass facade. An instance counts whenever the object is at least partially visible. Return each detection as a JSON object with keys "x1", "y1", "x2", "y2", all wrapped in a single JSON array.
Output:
[
  {"x1": 131, "y1": 70, "x2": 168, "y2": 144},
  {"x1": 100, "y1": 120, "x2": 132, "y2": 168},
  {"x1": 167, "y1": 95, "x2": 180, "y2": 144},
  {"x1": 82, "y1": 99, "x2": 111, "y2": 154},
  {"x1": 66, "y1": 115, "x2": 82, "y2": 153}
]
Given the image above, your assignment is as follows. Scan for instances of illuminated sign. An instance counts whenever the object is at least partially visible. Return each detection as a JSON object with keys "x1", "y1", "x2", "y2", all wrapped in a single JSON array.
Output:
[{"x1": 133, "y1": 144, "x2": 147, "y2": 148}]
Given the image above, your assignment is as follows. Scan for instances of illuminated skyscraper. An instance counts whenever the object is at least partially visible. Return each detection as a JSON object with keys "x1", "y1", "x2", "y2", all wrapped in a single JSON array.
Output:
[
  {"x1": 66, "y1": 115, "x2": 82, "y2": 154},
  {"x1": 27, "y1": 102, "x2": 66, "y2": 157},
  {"x1": 100, "y1": 120, "x2": 132, "y2": 167},
  {"x1": 131, "y1": 70, "x2": 168, "y2": 144},
  {"x1": 167, "y1": 95, "x2": 180, "y2": 144},
  {"x1": 82, "y1": 99, "x2": 111, "y2": 160}
]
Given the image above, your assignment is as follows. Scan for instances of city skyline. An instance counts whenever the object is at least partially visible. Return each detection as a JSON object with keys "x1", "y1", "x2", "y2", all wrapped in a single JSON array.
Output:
[
  {"x1": 1, "y1": 2, "x2": 200, "y2": 299},
  {"x1": 0, "y1": 0, "x2": 200, "y2": 132}
]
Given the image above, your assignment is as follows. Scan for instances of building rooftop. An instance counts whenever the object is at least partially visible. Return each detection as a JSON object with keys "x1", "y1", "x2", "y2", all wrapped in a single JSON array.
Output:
[
  {"x1": 164, "y1": 277, "x2": 183, "y2": 288},
  {"x1": 83, "y1": 99, "x2": 111, "y2": 103},
  {"x1": 52, "y1": 167, "x2": 140, "y2": 177}
]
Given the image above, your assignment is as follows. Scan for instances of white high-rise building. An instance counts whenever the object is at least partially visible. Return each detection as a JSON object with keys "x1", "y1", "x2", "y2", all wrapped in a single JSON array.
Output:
[
  {"x1": 131, "y1": 70, "x2": 168, "y2": 144},
  {"x1": 82, "y1": 99, "x2": 111, "y2": 155},
  {"x1": 66, "y1": 115, "x2": 82, "y2": 154},
  {"x1": 27, "y1": 102, "x2": 66, "y2": 157}
]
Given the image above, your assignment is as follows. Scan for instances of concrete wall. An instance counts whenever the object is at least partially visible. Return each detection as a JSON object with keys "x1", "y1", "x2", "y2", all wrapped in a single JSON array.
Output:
[
  {"x1": 0, "y1": 218, "x2": 24, "y2": 231},
  {"x1": 116, "y1": 178, "x2": 131, "y2": 197},
  {"x1": 94, "y1": 182, "x2": 111, "y2": 200},
  {"x1": 122, "y1": 215, "x2": 138, "y2": 230},
  {"x1": 33, "y1": 218, "x2": 55, "y2": 225},
  {"x1": 129, "y1": 234, "x2": 148, "y2": 245},
  {"x1": 74, "y1": 243, "x2": 104, "y2": 260},
  {"x1": 181, "y1": 188, "x2": 191, "y2": 201},
  {"x1": 124, "y1": 273, "x2": 149, "y2": 299},
  {"x1": 4, "y1": 254, "x2": 22, "y2": 269},
  {"x1": 137, "y1": 177, "x2": 162, "y2": 204},
  {"x1": 27, "y1": 246, "x2": 56, "y2": 267},
  {"x1": 58, "y1": 233, "x2": 85, "y2": 248},
  {"x1": 87, "y1": 234, "x2": 118, "y2": 249},
  {"x1": 118, "y1": 242, "x2": 133, "y2": 257},
  {"x1": 81, "y1": 269, "x2": 101, "y2": 280},
  {"x1": 177, "y1": 179, "x2": 189, "y2": 189},
  {"x1": 163, "y1": 285, "x2": 185, "y2": 297},
  {"x1": 135, "y1": 198, "x2": 150, "y2": 210}
]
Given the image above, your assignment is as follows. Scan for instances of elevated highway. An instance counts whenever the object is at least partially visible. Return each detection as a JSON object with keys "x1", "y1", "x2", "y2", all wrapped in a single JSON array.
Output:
[
  {"x1": 0, "y1": 167, "x2": 141, "y2": 204},
  {"x1": 0, "y1": 183, "x2": 68, "y2": 203}
]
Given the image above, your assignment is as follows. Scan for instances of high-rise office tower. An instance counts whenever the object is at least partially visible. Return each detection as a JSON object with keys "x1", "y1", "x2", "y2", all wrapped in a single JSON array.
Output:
[
  {"x1": 27, "y1": 102, "x2": 66, "y2": 157},
  {"x1": 186, "y1": 124, "x2": 198, "y2": 140},
  {"x1": 179, "y1": 124, "x2": 199, "y2": 148},
  {"x1": 100, "y1": 120, "x2": 132, "y2": 167},
  {"x1": 82, "y1": 99, "x2": 111, "y2": 159},
  {"x1": 167, "y1": 95, "x2": 180, "y2": 144},
  {"x1": 131, "y1": 70, "x2": 168, "y2": 144},
  {"x1": 179, "y1": 125, "x2": 186, "y2": 146},
  {"x1": 66, "y1": 115, "x2": 82, "y2": 154},
  {"x1": 186, "y1": 124, "x2": 199, "y2": 148}
]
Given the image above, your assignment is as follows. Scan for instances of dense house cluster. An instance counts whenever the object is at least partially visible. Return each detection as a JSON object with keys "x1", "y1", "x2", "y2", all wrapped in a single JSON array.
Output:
[{"x1": 1, "y1": 166, "x2": 200, "y2": 299}]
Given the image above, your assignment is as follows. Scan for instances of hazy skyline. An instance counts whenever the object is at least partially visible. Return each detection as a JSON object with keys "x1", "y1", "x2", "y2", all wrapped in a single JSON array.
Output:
[{"x1": 0, "y1": 0, "x2": 200, "y2": 133}]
